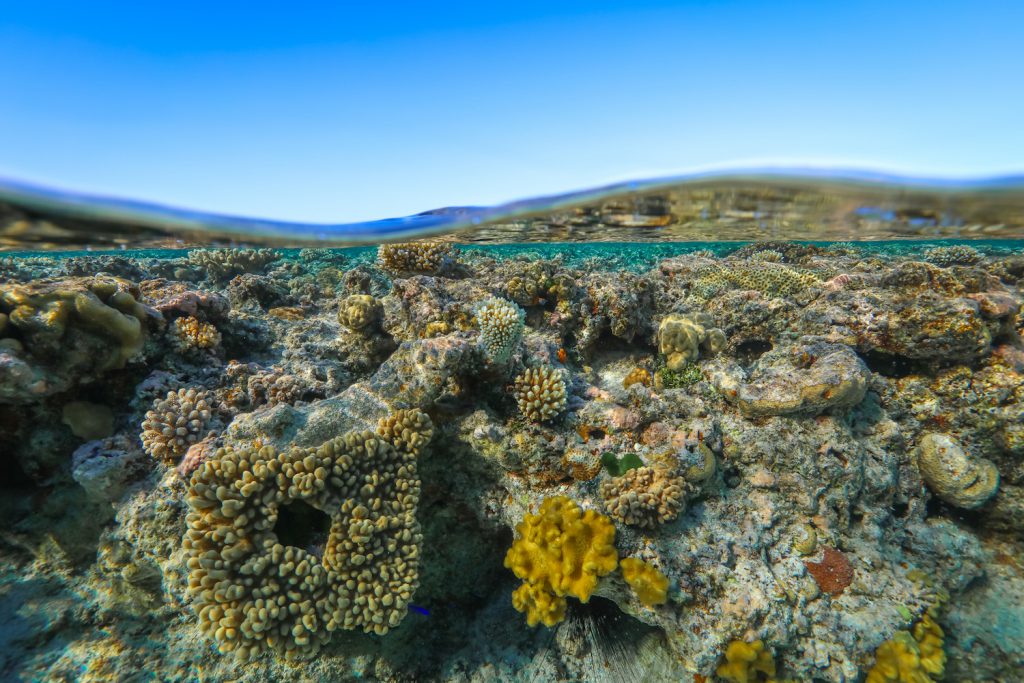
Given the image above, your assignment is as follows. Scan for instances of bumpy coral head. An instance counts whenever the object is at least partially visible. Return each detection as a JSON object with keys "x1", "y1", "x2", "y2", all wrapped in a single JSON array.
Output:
[
  {"x1": 141, "y1": 387, "x2": 214, "y2": 464},
  {"x1": 513, "y1": 365, "x2": 567, "y2": 422},
  {"x1": 338, "y1": 294, "x2": 382, "y2": 332},
  {"x1": 182, "y1": 411, "x2": 432, "y2": 661},
  {"x1": 474, "y1": 297, "x2": 525, "y2": 364},
  {"x1": 600, "y1": 465, "x2": 688, "y2": 528}
]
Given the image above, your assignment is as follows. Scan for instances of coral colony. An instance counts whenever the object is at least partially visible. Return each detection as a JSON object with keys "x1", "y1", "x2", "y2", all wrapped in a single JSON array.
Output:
[{"x1": 1, "y1": 238, "x2": 1023, "y2": 681}]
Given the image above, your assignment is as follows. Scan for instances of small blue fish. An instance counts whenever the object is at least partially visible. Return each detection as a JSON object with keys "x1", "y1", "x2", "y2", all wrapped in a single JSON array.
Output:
[{"x1": 408, "y1": 604, "x2": 431, "y2": 617}]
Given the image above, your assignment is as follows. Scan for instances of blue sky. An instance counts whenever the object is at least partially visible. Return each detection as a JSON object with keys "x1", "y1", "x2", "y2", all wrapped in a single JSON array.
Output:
[{"x1": 1, "y1": 1, "x2": 1022, "y2": 222}]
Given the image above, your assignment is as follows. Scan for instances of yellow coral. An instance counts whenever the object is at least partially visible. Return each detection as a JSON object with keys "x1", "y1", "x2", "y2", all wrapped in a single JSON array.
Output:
[
  {"x1": 504, "y1": 496, "x2": 618, "y2": 627},
  {"x1": 716, "y1": 639, "x2": 777, "y2": 683},
  {"x1": 866, "y1": 612, "x2": 945, "y2": 683},
  {"x1": 620, "y1": 557, "x2": 669, "y2": 606}
]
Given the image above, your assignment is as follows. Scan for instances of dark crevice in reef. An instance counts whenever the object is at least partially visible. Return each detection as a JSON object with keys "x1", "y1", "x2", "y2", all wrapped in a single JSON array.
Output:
[
  {"x1": 733, "y1": 338, "x2": 773, "y2": 367},
  {"x1": 860, "y1": 350, "x2": 940, "y2": 378},
  {"x1": 272, "y1": 499, "x2": 332, "y2": 554}
]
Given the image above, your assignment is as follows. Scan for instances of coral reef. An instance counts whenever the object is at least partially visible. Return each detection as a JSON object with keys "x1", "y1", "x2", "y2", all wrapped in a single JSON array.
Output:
[
  {"x1": 923, "y1": 244, "x2": 982, "y2": 267},
  {"x1": 474, "y1": 296, "x2": 525, "y2": 364},
  {"x1": 377, "y1": 241, "x2": 452, "y2": 275},
  {"x1": 140, "y1": 388, "x2": 214, "y2": 464},
  {"x1": 504, "y1": 496, "x2": 618, "y2": 627},
  {"x1": 183, "y1": 412, "x2": 431, "y2": 658},
  {"x1": 187, "y1": 248, "x2": 280, "y2": 281},
  {"x1": 600, "y1": 465, "x2": 687, "y2": 528},
  {"x1": 512, "y1": 365, "x2": 567, "y2": 422}
]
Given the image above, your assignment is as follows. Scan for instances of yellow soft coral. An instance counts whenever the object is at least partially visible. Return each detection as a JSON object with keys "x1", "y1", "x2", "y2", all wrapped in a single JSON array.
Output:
[
  {"x1": 504, "y1": 496, "x2": 618, "y2": 627},
  {"x1": 620, "y1": 557, "x2": 669, "y2": 606},
  {"x1": 866, "y1": 611, "x2": 945, "y2": 683},
  {"x1": 716, "y1": 639, "x2": 777, "y2": 683}
]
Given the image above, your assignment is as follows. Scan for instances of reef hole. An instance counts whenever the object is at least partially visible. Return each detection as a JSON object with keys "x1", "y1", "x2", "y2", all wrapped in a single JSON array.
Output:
[
  {"x1": 860, "y1": 350, "x2": 936, "y2": 378},
  {"x1": 272, "y1": 499, "x2": 332, "y2": 554},
  {"x1": 734, "y1": 338, "x2": 773, "y2": 367}
]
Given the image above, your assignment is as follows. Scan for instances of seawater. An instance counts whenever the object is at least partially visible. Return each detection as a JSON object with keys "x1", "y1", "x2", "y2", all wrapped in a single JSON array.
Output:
[{"x1": 0, "y1": 172, "x2": 1022, "y2": 682}]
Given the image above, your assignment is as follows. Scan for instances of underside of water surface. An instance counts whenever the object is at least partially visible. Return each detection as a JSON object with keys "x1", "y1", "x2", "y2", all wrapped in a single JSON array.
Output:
[{"x1": 0, "y1": 171, "x2": 1022, "y2": 682}]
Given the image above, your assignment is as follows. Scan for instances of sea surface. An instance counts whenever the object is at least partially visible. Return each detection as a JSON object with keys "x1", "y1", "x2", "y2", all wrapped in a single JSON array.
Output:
[{"x1": 0, "y1": 170, "x2": 1022, "y2": 682}]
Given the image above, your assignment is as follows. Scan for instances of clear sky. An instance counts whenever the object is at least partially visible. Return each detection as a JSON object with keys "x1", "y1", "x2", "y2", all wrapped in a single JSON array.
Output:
[{"x1": 1, "y1": 1, "x2": 1022, "y2": 223}]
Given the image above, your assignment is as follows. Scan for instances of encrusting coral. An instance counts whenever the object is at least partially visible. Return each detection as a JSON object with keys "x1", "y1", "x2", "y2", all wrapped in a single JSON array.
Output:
[
  {"x1": 504, "y1": 496, "x2": 618, "y2": 627},
  {"x1": 513, "y1": 365, "x2": 567, "y2": 422},
  {"x1": 620, "y1": 557, "x2": 669, "y2": 606},
  {"x1": 377, "y1": 241, "x2": 452, "y2": 275},
  {"x1": 474, "y1": 297, "x2": 525, "y2": 364},
  {"x1": 0, "y1": 275, "x2": 156, "y2": 402},
  {"x1": 600, "y1": 465, "x2": 687, "y2": 528},
  {"x1": 716, "y1": 639, "x2": 779, "y2": 683},
  {"x1": 141, "y1": 388, "x2": 214, "y2": 464},
  {"x1": 182, "y1": 410, "x2": 432, "y2": 659},
  {"x1": 172, "y1": 315, "x2": 221, "y2": 351}
]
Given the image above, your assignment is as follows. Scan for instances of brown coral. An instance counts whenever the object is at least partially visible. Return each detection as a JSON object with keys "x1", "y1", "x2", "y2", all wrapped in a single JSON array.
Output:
[
  {"x1": 600, "y1": 466, "x2": 688, "y2": 528},
  {"x1": 513, "y1": 365, "x2": 567, "y2": 422},
  {"x1": 377, "y1": 241, "x2": 451, "y2": 275}
]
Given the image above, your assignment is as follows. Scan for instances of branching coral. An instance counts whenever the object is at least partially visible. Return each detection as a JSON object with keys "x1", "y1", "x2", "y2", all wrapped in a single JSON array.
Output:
[
  {"x1": 338, "y1": 294, "x2": 382, "y2": 333},
  {"x1": 187, "y1": 248, "x2": 280, "y2": 281},
  {"x1": 183, "y1": 411, "x2": 432, "y2": 659},
  {"x1": 923, "y1": 244, "x2": 982, "y2": 267},
  {"x1": 600, "y1": 465, "x2": 687, "y2": 528},
  {"x1": 513, "y1": 365, "x2": 567, "y2": 422},
  {"x1": 474, "y1": 297, "x2": 525, "y2": 364},
  {"x1": 377, "y1": 241, "x2": 452, "y2": 275},
  {"x1": 504, "y1": 496, "x2": 618, "y2": 627},
  {"x1": 657, "y1": 313, "x2": 725, "y2": 371},
  {"x1": 172, "y1": 315, "x2": 221, "y2": 351},
  {"x1": 620, "y1": 558, "x2": 669, "y2": 606},
  {"x1": 716, "y1": 639, "x2": 778, "y2": 683},
  {"x1": 141, "y1": 388, "x2": 214, "y2": 464}
]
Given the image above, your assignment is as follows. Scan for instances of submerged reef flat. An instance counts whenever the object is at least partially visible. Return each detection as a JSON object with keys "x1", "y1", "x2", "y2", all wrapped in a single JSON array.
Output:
[{"x1": 1, "y1": 241, "x2": 1023, "y2": 681}]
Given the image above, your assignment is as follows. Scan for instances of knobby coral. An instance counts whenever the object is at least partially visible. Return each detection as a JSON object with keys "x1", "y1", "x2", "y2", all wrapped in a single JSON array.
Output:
[
  {"x1": 474, "y1": 297, "x2": 525, "y2": 364},
  {"x1": 513, "y1": 365, "x2": 567, "y2": 422},
  {"x1": 865, "y1": 611, "x2": 945, "y2": 683},
  {"x1": 620, "y1": 557, "x2": 669, "y2": 606},
  {"x1": 377, "y1": 241, "x2": 451, "y2": 275},
  {"x1": 716, "y1": 639, "x2": 778, "y2": 683},
  {"x1": 657, "y1": 312, "x2": 726, "y2": 371},
  {"x1": 337, "y1": 294, "x2": 382, "y2": 333},
  {"x1": 187, "y1": 248, "x2": 280, "y2": 281},
  {"x1": 504, "y1": 496, "x2": 618, "y2": 627},
  {"x1": 600, "y1": 465, "x2": 687, "y2": 528},
  {"x1": 183, "y1": 411, "x2": 432, "y2": 660},
  {"x1": 172, "y1": 315, "x2": 221, "y2": 351},
  {"x1": 141, "y1": 388, "x2": 214, "y2": 464}
]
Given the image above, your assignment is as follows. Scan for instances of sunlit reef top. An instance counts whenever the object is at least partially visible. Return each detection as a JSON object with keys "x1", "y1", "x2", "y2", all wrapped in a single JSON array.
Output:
[{"x1": 1, "y1": 169, "x2": 1023, "y2": 250}]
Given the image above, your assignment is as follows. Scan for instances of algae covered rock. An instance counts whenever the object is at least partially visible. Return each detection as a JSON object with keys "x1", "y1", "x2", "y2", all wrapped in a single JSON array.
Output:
[
  {"x1": 0, "y1": 276, "x2": 158, "y2": 402},
  {"x1": 916, "y1": 433, "x2": 999, "y2": 509},
  {"x1": 712, "y1": 340, "x2": 870, "y2": 416}
]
